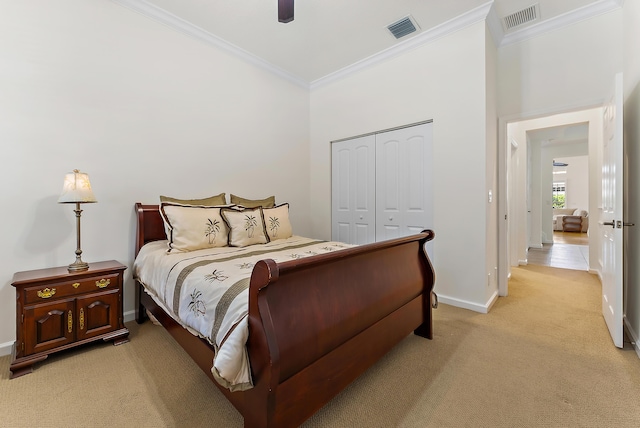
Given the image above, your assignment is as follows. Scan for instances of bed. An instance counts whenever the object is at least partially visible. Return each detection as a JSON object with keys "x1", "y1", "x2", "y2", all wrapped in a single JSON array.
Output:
[{"x1": 133, "y1": 202, "x2": 436, "y2": 427}]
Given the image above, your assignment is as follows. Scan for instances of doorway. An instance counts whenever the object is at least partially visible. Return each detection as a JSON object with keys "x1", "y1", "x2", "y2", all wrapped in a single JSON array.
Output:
[{"x1": 500, "y1": 107, "x2": 603, "y2": 289}]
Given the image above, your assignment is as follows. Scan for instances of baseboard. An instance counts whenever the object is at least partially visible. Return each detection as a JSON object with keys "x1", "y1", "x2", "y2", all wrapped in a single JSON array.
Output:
[
  {"x1": 623, "y1": 317, "x2": 640, "y2": 359},
  {"x1": 0, "y1": 341, "x2": 13, "y2": 357},
  {"x1": 436, "y1": 292, "x2": 497, "y2": 314},
  {"x1": 518, "y1": 259, "x2": 528, "y2": 266},
  {"x1": 124, "y1": 309, "x2": 137, "y2": 324},
  {"x1": 485, "y1": 290, "x2": 499, "y2": 312},
  {"x1": 591, "y1": 268, "x2": 603, "y2": 283}
]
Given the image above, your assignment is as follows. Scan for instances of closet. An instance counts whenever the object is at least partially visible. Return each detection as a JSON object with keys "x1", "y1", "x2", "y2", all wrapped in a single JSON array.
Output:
[{"x1": 331, "y1": 121, "x2": 434, "y2": 246}]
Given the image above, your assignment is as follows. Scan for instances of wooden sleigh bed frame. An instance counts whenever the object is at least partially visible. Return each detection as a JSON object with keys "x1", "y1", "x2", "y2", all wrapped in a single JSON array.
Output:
[{"x1": 134, "y1": 203, "x2": 436, "y2": 427}]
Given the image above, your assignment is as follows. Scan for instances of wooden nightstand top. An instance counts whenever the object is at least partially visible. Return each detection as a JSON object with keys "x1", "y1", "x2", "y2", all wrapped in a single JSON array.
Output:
[{"x1": 12, "y1": 260, "x2": 127, "y2": 287}]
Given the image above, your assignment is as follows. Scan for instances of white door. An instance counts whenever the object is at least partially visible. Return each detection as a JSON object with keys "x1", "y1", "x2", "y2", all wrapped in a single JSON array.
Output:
[
  {"x1": 376, "y1": 123, "x2": 433, "y2": 241},
  {"x1": 331, "y1": 135, "x2": 376, "y2": 244},
  {"x1": 601, "y1": 73, "x2": 624, "y2": 348}
]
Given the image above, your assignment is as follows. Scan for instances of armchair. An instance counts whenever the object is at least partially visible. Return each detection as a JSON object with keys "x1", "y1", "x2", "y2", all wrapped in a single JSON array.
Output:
[{"x1": 554, "y1": 208, "x2": 588, "y2": 232}]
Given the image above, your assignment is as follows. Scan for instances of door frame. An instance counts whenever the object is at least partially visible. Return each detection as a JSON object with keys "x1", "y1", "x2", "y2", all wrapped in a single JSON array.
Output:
[{"x1": 497, "y1": 102, "x2": 605, "y2": 296}]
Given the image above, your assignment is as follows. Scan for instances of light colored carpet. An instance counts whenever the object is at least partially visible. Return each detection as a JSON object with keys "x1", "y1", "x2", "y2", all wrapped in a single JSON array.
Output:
[{"x1": 1, "y1": 265, "x2": 639, "y2": 427}]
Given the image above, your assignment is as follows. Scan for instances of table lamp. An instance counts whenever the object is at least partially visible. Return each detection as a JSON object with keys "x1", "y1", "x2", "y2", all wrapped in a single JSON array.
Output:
[{"x1": 58, "y1": 169, "x2": 97, "y2": 272}]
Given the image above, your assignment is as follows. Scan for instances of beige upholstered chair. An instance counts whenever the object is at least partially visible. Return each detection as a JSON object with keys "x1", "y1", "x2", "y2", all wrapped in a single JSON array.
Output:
[{"x1": 553, "y1": 208, "x2": 588, "y2": 232}]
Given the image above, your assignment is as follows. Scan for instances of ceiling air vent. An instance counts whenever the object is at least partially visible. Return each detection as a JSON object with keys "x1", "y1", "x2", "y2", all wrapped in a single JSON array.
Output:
[
  {"x1": 387, "y1": 15, "x2": 420, "y2": 39},
  {"x1": 503, "y1": 4, "x2": 540, "y2": 31}
]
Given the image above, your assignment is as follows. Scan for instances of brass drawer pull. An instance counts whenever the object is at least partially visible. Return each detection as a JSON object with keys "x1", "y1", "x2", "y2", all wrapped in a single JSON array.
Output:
[
  {"x1": 96, "y1": 279, "x2": 110, "y2": 288},
  {"x1": 37, "y1": 288, "x2": 56, "y2": 299},
  {"x1": 68, "y1": 310, "x2": 73, "y2": 333},
  {"x1": 79, "y1": 308, "x2": 85, "y2": 330},
  {"x1": 72, "y1": 282, "x2": 80, "y2": 289}
]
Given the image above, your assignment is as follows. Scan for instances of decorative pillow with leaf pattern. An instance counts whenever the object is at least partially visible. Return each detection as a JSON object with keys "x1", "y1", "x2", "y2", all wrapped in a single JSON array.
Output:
[
  {"x1": 159, "y1": 193, "x2": 227, "y2": 238},
  {"x1": 262, "y1": 203, "x2": 292, "y2": 241},
  {"x1": 160, "y1": 203, "x2": 230, "y2": 253},
  {"x1": 221, "y1": 207, "x2": 269, "y2": 247}
]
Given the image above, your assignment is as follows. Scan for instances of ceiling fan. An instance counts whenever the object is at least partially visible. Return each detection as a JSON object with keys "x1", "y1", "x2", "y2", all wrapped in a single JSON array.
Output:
[{"x1": 279, "y1": 0, "x2": 294, "y2": 23}]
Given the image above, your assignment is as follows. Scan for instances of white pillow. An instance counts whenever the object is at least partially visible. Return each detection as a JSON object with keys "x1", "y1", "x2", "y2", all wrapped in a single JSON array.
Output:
[
  {"x1": 160, "y1": 203, "x2": 230, "y2": 253},
  {"x1": 262, "y1": 203, "x2": 293, "y2": 241},
  {"x1": 221, "y1": 207, "x2": 269, "y2": 247}
]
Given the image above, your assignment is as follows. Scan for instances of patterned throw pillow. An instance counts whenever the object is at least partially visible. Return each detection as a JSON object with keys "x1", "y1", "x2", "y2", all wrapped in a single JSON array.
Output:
[
  {"x1": 159, "y1": 194, "x2": 227, "y2": 239},
  {"x1": 160, "y1": 204, "x2": 229, "y2": 253},
  {"x1": 229, "y1": 194, "x2": 275, "y2": 209},
  {"x1": 221, "y1": 207, "x2": 269, "y2": 247},
  {"x1": 262, "y1": 203, "x2": 293, "y2": 241}
]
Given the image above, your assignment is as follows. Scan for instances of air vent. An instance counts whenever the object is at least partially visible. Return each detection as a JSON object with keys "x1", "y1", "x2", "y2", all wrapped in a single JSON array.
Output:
[
  {"x1": 387, "y1": 15, "x2": 420, "y2": 39},
  {"x1": 503, "y1": 4, "x2": 540, "y2": 30}
]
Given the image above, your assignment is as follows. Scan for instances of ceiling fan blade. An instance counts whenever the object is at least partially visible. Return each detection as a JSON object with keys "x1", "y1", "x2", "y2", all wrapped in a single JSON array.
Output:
[{"x1": 278, "y1": 0, "x2": 294, "y2": 23}]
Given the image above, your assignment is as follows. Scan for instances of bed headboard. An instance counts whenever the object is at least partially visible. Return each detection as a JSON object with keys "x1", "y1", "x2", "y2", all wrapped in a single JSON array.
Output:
[{"x1": 135, "y1": 203, "x2": 166, "y2": 256}]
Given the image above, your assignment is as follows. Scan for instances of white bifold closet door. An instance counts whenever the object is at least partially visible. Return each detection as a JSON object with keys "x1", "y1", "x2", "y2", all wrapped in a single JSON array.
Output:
[
  {"x1": 331, "y1": 134, "x2": 376, "y2": 245},
  {"x1": 331, "y1": 122, "x2": 433, "y2": 245}
]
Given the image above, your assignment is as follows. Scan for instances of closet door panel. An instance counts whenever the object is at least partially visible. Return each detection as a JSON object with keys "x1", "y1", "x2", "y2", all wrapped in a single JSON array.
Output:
[
  {"x1": 376, "y1": 138, "x2": 401, "y2": 237},
  {"x1": 331, "y1": 135, "x2": 376, "y2": 244},
  {"x1": 376, "y1": 123, "x2": 433, "y2": 240},
  {"x1": 404, "y1": 130, "x2": 433, "y2": 231}
]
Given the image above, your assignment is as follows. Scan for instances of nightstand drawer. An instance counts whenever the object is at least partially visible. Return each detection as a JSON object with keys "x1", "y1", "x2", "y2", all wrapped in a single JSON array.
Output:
[{"x1": 23, "y1": 273, "x2": 120, "y2": 304}]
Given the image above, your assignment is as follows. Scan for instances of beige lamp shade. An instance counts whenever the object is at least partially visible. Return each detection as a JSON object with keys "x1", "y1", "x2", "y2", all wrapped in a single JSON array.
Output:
[{"x1": 58, "y1": 169, "x2": 97, "y2": 203}]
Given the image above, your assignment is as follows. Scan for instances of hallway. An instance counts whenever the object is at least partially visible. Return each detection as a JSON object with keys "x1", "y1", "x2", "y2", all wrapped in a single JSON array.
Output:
[{"x1": 527, "y1": 232, "x2": 589, "y2": 271}]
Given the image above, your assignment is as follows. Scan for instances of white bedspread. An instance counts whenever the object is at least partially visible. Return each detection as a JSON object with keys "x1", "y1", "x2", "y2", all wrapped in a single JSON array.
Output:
[{"x1": 133, "y1": 236, "x2": 353, "y2": 391}]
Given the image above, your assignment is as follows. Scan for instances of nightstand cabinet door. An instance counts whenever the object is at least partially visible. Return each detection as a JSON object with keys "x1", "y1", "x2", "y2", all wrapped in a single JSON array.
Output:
[
  {"x1": 76, "y1": 289, "x2": 120, "y2": 341},
  {"x1": 24, "y1": 299, "x2": 75, "y2": 355}
]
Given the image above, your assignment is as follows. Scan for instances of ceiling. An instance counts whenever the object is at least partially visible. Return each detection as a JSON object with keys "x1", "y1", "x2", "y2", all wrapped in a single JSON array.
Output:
[
  {"x1": 529, "y1": 122, "x2": 589, "y2": 147},
  {"x1": 116, "y1": 0, "x2": 609, "y2": 83}
]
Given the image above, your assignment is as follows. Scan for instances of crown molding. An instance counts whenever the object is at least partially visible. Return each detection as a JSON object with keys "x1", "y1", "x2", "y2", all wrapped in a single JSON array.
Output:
[
  {"x1": 310, "y1": 2, "x2": 494, "y2": 90},
  {"x1": 499, "y1": 0, "x2": 623, "y2": 47},
  {"x1": 109, "y1": 0, "x2": 309, "y2": 89},
  {"x1": 110, "y1": 0, "x2": 623, "y2": 91}
]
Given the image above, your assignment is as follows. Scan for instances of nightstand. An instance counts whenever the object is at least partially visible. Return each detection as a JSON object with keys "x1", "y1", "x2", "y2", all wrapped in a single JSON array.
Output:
[{"x1": 10, "y1": 260, "x2": 129, "y2": 379}]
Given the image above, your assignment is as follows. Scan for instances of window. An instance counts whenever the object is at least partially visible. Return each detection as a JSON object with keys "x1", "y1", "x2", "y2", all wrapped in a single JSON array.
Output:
[{"x1": 552, "y1": 182, "x2": 566, "y2": 208}]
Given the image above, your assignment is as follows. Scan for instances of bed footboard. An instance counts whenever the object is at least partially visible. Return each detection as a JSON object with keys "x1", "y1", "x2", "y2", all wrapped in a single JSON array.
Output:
[{"x1": 245, "y1": 231, "x2": 435, "y2": 428}]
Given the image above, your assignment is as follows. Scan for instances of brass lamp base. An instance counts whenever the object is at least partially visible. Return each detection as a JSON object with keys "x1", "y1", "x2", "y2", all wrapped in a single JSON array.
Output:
[
  {"x1": 68, "y1": 259, "x2": 89, "y2": 272},
  {"x1": 67, "y1": 202, "x2": 90, "y2": 272}
]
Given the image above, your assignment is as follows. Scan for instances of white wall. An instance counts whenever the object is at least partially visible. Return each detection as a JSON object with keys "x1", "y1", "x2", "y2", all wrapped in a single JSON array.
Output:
[
  {"x1": 498, "y1": 10, "x2": 623, "y2": 118},
  {"x1": 0, "y1": 0, "x2": 310, "y2": 353},
  {"x1": 623, "y1": 0, "x2": 640, "y2": 356},
  {"x1": 310, "y1": 22, "x2": 495, "y2": 312},
  {"x1": 485, "y1": 23, "x2": 499, "y2": 306},
  {"x1": 555, "y1": 155, "x2": 590, "y2": 211}
]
